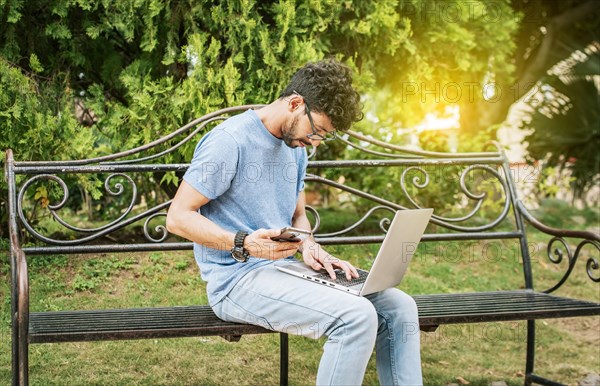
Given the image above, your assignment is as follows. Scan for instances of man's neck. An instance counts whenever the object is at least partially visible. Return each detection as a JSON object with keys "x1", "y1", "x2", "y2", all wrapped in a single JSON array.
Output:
[{"x1": 254, "y1": 99, "x2": 287, "y2": 139}]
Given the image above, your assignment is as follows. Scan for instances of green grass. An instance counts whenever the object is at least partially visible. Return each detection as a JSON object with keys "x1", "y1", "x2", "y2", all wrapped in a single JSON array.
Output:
[{"x1": 1, "y1": 232, "x2": 599, "y2": 385}]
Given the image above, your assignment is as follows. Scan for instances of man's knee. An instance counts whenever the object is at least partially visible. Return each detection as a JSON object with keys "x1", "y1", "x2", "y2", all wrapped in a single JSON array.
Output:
[
  {"x1": 387, "y1": 289, "x2": 419, "y2": 318},
  {"x1": 401, "y1": 292, "x2": 419, "y2": 319},
  {"x1": 386, "y1": 290, "x2": 421, "y2": 342},
  {"x1": 353, "y1": 297, "x2": 379, "y2": 328},
  {"x1": 332, "y1": 296, "x2": 378, "y2": 337}
]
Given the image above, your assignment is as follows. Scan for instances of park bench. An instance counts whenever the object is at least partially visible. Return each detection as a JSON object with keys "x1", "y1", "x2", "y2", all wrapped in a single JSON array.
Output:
[{"x1": 5, "y1": 105, "x2": 599, "y2": 386}]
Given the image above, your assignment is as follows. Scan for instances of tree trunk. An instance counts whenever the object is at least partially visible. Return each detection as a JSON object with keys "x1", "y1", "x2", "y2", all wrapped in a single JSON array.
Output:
[{"x1": 462, "y1": 0, "x2": 600, "y2": 133}]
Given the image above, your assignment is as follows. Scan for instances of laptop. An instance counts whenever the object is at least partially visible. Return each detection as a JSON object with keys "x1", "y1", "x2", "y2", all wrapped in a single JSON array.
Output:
[{"x1": 275, "y1": 208, "x2": 433, "y2": 296}]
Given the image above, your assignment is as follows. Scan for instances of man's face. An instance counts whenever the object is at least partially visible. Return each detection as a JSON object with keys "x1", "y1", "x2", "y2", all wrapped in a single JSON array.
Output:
[{"x1": 281, "y1": 104, "x2": 335, "y2": 149}]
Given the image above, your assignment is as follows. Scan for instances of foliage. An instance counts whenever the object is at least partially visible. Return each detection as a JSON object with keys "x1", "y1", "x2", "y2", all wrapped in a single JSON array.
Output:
[
  {"x1": 508, "y1": 1, "x2": 600, "y2": 200},
  {"x1": 1, "y1": 0, "x2": 329, "y2": 237},
  {"x1": 0, "y1": 56, "x2": 97, "y2": 237},
  {"x1": 72, "y1": 256, "x2": 136, "y2": 292},
  {"x1": 520, "y1": 75, "x2": 600, "y2": 199},
  {"x1": 0, "y1": 0, "x2": 524, "y2": 239},
  {"x1": 1, "y1": 0, "x2": 522, "y2": 152},
  {"x1": 1, "y1": 0, "x2": 595, "y2": 241},
  {"x1": 363, "y1": 0, "x2": 519, "y2": 134},
  {"x1": 530, "y1": 198, "x2": 599, "y2": 229}
]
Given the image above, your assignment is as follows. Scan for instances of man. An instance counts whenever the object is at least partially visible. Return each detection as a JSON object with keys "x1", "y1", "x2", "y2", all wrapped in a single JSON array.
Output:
[{"x1": 166, "y1": 59, "x2": 422, "y2": 385}]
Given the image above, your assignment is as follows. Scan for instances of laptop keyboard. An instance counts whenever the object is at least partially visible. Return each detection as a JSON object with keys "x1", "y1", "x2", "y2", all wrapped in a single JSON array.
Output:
[{"x1": 313, "y1": 268, "x2": 369, "y2": 287}]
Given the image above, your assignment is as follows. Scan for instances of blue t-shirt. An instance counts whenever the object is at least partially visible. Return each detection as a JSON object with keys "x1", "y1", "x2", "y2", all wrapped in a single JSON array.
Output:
[{"x1": 183, "y1": 109, "x2": 308, "y2": 306}]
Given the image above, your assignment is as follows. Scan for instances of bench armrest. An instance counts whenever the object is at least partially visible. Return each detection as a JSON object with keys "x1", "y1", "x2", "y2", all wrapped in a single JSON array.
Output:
[{"x1": 517, "y1": 200, "x2": 600, "y2": 293}]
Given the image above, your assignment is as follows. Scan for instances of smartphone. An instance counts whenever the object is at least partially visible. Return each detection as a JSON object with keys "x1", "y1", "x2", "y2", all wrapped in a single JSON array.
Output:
[{"x1": 271, "y1": 226, "x2": 311, "y2": 242}]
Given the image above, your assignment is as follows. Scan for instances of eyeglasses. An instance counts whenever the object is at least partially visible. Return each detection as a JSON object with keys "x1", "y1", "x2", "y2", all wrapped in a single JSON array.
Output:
[
  {"x1": 293, "y1": 91, "x2": 337, "y2": 142},
  {"x1": 304, "y1": 104, "x2": 337, "y2": 141}
]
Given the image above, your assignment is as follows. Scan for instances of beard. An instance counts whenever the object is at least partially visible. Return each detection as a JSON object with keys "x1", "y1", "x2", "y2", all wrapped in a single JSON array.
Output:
[{"x1": 281, "y1": 115, "x2": 311, "y2": 148}]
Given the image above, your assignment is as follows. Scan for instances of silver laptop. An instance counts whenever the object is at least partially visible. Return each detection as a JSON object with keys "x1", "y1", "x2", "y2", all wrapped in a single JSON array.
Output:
[{"x1": 275, "y1": 208, "x2": 433, "y2": 296}]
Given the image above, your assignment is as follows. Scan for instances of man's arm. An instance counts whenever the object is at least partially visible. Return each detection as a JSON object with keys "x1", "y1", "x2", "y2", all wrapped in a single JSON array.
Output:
[
  {"x1": 166, "y1": 180, "x2": 299, "y2": 259},
  {"x1": 292, "y1": 191, "x2": 358, "y2": 280}
]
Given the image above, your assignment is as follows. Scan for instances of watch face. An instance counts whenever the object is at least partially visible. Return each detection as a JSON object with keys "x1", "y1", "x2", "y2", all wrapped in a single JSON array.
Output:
[{"x1": 231, "y1": 247, "x2": 248, "y2": 262}]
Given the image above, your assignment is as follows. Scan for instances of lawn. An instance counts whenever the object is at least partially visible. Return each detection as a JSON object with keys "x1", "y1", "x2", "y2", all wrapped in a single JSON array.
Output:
[{"x1": 1, "y1": 221, "x2": 598, "y2": 385}]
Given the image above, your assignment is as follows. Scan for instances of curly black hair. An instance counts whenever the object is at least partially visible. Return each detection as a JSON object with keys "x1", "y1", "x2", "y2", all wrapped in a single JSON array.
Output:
[{"x1": 279, "y1": 59, "x2": 363, "y2": 132}]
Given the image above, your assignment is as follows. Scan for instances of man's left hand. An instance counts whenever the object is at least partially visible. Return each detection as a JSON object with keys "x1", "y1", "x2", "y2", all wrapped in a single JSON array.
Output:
[{"x1": 300, "y1": 239, "x2": 359, "y2": 281}]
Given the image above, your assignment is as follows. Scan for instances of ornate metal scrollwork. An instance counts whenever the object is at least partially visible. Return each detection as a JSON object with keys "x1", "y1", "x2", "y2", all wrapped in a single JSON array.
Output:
[
  {"x1": 315, "y1": 206, "x2": 397, "y2": 238},
  {"x1": 399, "y1": 164, "x2": 510, "y2": 231},
  {"x1": 547, "y1": 237, "x2": 571, "y2": 265},
  {"x1": 336, "y1": 134, "x2": 421, "y2": 159},
  {"x1": 143, "y1": 213, "x2": 168, "y2": 243},
  {"x1": 17, "y1": 173, "x2": 170, "y2": 245},
  {"x1": 586, "y1": 254, "x2": 600, "y2": 283},
  {"x1": 304, "y1": 205, "x2": 321, "y2": 233},
  {"x1": 543, "y1": 237, "x2": 600, "y2": 293},
  {"x1": 56, "y1": 173, "x2": 137, "y2": 233},
  {"x1": 107, "y1": 116, "x2": 228, "y2": 165},
  {"x1": 307, "y1": 163, "x2": 510, "y2": 234}
]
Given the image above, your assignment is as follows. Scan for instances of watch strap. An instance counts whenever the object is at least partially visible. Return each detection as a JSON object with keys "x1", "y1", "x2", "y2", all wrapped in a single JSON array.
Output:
[{"x1": 234, "y1": 231, "x2": 249, "y2": 248}]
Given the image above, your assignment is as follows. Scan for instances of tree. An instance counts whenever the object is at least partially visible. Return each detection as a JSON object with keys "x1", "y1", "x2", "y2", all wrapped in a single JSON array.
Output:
[
  {"x1": 502, "y1": 0, "x2": 600, "y2": 201},
  {"x1": 1, "y1": 0, "x2": 524, "y2": 154},
  {"x1": 519, "y1": 42, "x2": 599, "y2": 199},
  {"x1": 476, "y1": 0, "x2": 600, "y2": 133},
  {"x1": 0, "y1": 0, "x2": 520, "y2": 237}
]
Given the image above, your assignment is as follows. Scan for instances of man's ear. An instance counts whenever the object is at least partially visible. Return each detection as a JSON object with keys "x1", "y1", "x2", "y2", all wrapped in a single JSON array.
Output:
[{"x1": 288, "y1": 94, "x2": 304, "y2": 112}]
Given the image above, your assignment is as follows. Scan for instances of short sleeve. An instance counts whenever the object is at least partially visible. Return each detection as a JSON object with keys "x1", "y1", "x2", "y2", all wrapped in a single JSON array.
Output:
[
  {"x1": 183, "y1": 129, "x2": 240, "y2": 200},
  {"x1": 296, "y1": 149, "x2": 308, "y2": 194}
]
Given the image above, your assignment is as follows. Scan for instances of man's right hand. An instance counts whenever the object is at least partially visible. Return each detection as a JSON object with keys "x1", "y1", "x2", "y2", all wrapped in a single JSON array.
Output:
[{"x1": 244, "y1": 228, "x2": 300, "y2": 260}]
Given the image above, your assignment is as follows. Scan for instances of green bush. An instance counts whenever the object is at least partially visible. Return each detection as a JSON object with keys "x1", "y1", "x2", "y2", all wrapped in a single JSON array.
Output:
[{"x1": 1, "y1": 0, "x2": 520, "y2": 239}]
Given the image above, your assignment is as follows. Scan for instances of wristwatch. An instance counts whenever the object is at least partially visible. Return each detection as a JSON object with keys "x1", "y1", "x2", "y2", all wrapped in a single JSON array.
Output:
[{"x1": 231, "y1": 230, "x2": 250, "y2": 263}]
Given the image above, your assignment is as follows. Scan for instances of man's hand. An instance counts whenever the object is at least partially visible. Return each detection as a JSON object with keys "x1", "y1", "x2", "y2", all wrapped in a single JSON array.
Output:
[
  {"x1": 300, "y1": 239, "x2": 359, "y2": 280},
  {"x1": 245, "y1": 229, "x2": 300, "y2": 260}
]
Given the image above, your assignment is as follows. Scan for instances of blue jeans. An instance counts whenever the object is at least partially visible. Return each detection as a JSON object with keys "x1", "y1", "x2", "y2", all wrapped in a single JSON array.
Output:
[{"x1": 212, "y1": 264, "x2": 423, "y2": 386}]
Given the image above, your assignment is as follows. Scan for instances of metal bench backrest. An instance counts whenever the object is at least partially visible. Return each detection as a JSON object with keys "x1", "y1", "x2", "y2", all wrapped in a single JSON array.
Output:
[{"x1": 6, "y1": 105, "x2": 536, "y2": 290}]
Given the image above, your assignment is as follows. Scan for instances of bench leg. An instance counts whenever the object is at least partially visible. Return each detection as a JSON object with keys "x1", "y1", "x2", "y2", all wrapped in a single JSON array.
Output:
[
  {"x1": 11, "y1": 258, "x2": 20, "y2": 386},
  {"x1": 280, "y1": 333, "x2": 288, "y2": 386},
  {"x1": 525, "y1": 320, "x2": 535, "y2": 386},
  {"x1": 18, "y1": 344, "x2": 28, "y2": 386},
  {"x1": 17, "y1": 323, "x2": 28, "y2": 386},
  {"x1": 525, "y1": 320, "x2": 567, "y2": 386},
  {"x1": 11, "y1": 315, "x2": 19, "y2": 386},
  {"x1": 12, "y1": 291, "x2": 29, "y2": 386}
]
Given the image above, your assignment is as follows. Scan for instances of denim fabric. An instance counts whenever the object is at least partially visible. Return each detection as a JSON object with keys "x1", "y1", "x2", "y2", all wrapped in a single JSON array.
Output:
[{"x1": 212, "y1": 264, "x2": 423, "y2": 386}]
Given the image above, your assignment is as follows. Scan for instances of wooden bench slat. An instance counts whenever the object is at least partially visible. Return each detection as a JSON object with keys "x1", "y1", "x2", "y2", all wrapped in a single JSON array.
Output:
[
  {"x1": 29, "y1": 291, "x2": 599, "y2": 344},
  {"x1": 416, "y1": 291, "x2": 600, "y2": 325},
  {"x1": 415, "y1": 291, "x2": 595, "y2": 310},
  {"x1": 29, "y1": 305, "x2": 271, "y2": 343}
]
